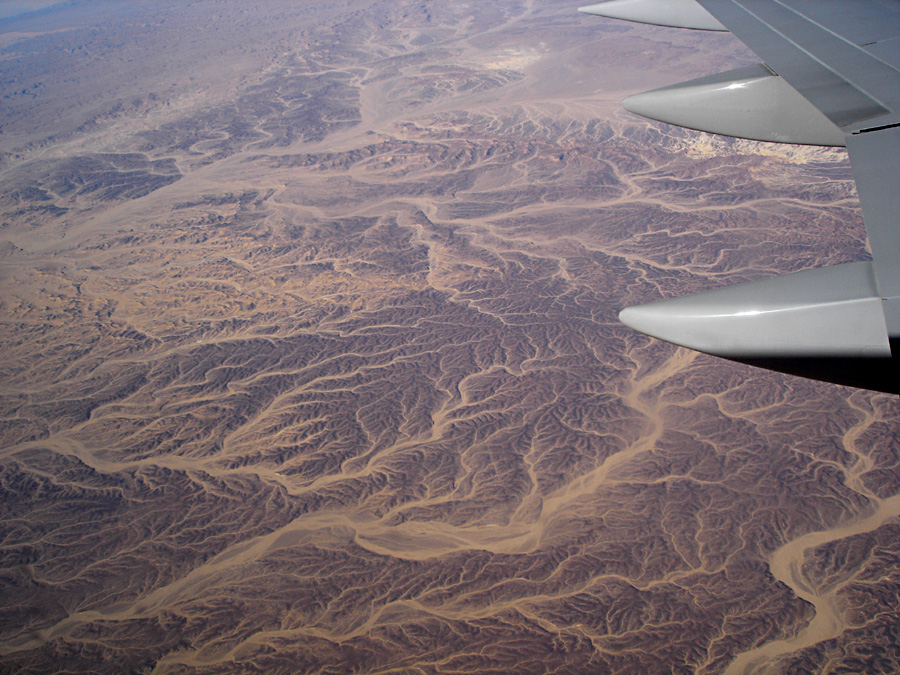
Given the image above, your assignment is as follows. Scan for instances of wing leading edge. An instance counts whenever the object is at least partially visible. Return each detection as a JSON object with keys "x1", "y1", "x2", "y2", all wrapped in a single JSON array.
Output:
[{"x1": 582, "y1": 0, "x2": 900, "y2": 393}]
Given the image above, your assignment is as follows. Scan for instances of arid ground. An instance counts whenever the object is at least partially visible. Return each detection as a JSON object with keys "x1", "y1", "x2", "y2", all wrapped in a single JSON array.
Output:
[{"x1": 1, "y1": 1, "x2": 899, "y2": 673}]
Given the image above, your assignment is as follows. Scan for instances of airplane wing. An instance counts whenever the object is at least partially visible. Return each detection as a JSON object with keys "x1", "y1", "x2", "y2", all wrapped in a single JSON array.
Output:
[{"x1": 579, "y1": 0, "x2": 900, "y2": 394}]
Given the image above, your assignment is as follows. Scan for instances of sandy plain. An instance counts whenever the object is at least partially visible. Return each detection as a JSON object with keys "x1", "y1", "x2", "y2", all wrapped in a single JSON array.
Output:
[{"x1": 1, "y1": 1, "x2": 899, "y2": 673}]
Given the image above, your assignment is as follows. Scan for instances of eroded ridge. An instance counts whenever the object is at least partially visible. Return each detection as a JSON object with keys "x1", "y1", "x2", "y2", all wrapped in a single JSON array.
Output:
[{"x1": 1, "y1": 1, "x2": 898, "y2": 673}]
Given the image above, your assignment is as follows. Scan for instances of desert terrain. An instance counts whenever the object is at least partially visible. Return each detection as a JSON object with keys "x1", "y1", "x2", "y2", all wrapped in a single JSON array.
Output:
[{"x1": 1, "y1": 1, "x2": 899, "y2": 673}]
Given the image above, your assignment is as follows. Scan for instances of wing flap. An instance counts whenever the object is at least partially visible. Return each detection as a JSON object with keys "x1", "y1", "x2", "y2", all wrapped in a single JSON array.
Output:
[
  {"x1": 619, "y1": 262, "x2": 890, "y2": 359},
  {"x1": 578, "y1": 0, "x2": 725, "y2": 31},
  {"x1": 623, "y1": 64, "x2": 845, "y2": 146}
]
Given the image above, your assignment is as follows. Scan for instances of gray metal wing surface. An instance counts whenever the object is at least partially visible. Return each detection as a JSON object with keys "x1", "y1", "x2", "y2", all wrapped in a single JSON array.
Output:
[{"x1": 580, "y1": 0, "x2": 900, "y2": 393}]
